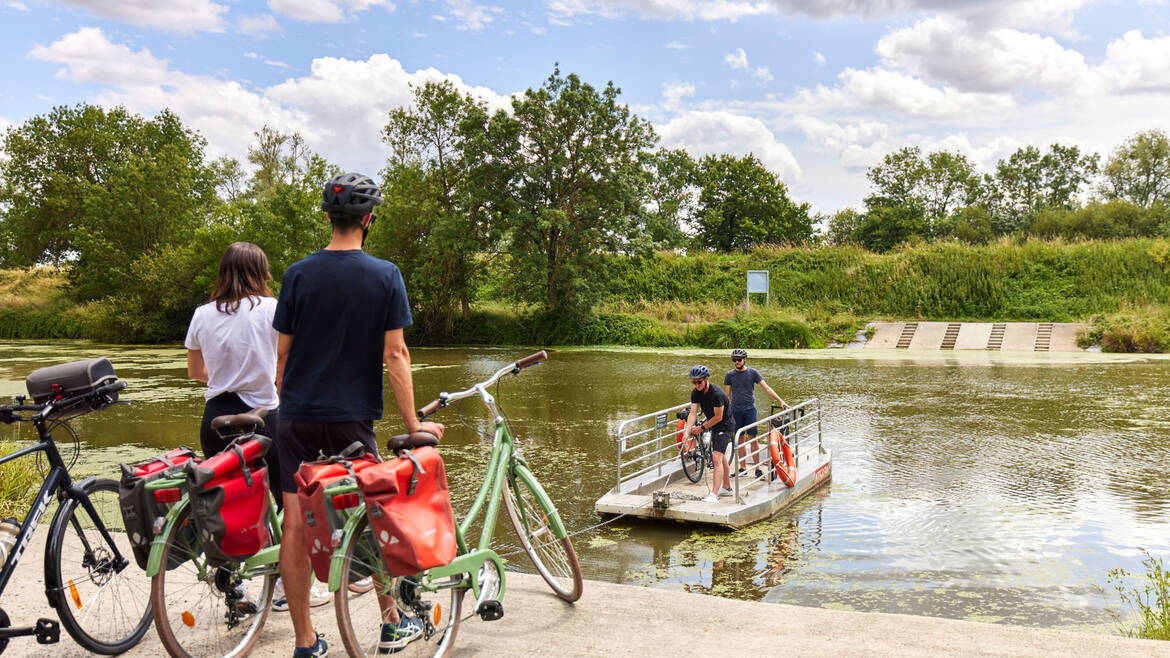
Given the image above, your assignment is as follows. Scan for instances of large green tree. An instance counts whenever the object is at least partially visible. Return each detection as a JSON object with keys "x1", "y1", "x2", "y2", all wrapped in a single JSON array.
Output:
[
  {"x1": 1102, "y1": 129, "x2": 1170, "y2": 208},
  {"x1": 0, "y1": 104, "x2": 217, "y2": 299},
  {"x1": 370, "y1": 80, "x2": 493, "y2": 335},
  {"x1": 862, "y1": 146, "x2": 980, "y2": 243},
  {"x1": 693, "y1": 153, "x2": 813, "y2": 251},
  {"x1": 481, "y1": 68, "x2": 658, "y2": 312},
  {"x1": 985, "y1": 143, "x2": 1099, "y2": 233}
]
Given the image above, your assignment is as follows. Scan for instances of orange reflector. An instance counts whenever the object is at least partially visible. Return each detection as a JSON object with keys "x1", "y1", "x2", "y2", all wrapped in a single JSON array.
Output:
[
  {"x1": 182, "y1": 611, "x2": 195, "y2": 627},
  {"x1": 68, "y1": 579, "x2": 82, "y2": 610},
  {"x1": 432, "y1": 603, "x2": 442, "y2": 625}
]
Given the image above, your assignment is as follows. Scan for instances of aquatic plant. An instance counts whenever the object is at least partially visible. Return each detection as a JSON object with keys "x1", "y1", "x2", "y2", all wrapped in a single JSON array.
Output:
[{"x1": 1108, "y1": 551, "x2": 1170, "y2": 641}]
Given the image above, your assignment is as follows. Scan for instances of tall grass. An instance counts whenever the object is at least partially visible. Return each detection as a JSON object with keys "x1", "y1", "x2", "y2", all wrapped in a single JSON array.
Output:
[
  {"x1": 1108, "y1": 552, "x2": 1170, "y2": 641},
  {"x1": 0, "y1": 437, "x2": 41, "y2": 519}
]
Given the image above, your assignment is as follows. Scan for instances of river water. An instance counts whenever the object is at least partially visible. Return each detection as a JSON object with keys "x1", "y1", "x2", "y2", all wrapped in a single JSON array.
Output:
[{"x1": 2, "y1": 340, "x2": 1168, "y2": 634}]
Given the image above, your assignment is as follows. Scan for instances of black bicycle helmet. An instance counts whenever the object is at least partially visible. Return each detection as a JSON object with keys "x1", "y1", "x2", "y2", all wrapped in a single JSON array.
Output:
[
  {"x1": 688, "y1": 365, "x2": 709, "y2": 379},
  {"x1": 321, "y1": 172, "x2": 383, "y2": 216},
  {"x1": 731, "y1": 348, "x2": 748, "y2": 359}
]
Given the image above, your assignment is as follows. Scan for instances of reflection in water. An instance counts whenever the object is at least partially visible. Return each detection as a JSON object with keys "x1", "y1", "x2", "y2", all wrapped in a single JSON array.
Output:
[{"x1": 1, "y1": 341, "x2": 1168, "y2": 634}]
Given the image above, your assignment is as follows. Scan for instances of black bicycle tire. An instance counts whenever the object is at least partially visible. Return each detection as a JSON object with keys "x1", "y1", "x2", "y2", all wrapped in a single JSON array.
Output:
[
  {"x1": 45, "y1": 477, "x2": 153, "y2": 655},
  {"x1": 680, "y1": 439, "x2": 704, "y2": 483}
]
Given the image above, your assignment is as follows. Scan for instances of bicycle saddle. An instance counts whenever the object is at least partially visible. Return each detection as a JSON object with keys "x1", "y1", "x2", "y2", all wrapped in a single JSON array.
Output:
[
  {"x1": 386, "y1": 431, "x2": 439, "y2": 452},
  {"x1": 211, "y1": 408, "x2": 268, "y2": 431}
]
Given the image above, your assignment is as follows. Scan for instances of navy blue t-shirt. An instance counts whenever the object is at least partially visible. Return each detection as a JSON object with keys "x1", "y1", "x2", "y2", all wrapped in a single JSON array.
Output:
[
  {"x1": 723, "y1": 367, "x2": 764, "y2": 410},
  {"x1": 273, "y1": 250, "x2": 412, "y2": 422}
]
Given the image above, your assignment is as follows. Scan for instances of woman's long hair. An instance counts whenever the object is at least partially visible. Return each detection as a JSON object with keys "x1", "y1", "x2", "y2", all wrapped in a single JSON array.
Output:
[{"x1": 210, "y1": 242, "x2": 272, "y2": 314}]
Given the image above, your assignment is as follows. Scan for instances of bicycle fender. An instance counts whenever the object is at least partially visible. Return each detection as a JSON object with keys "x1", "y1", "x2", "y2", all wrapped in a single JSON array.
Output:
[
  {"x1": 328, "y1": 503, "x2": 368, "y2": 593},
  {"x1": 510, "y1": 466, "x2": 568, "y2": 539},
  {"x1": 146, "y1": 498, "x2": 190, "y2": 578}
]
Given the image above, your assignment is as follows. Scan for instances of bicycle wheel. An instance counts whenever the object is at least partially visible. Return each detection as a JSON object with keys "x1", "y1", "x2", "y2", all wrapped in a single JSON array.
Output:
[
  {"x1": 150, "y1": 506, "x2": 277, "y2": 658},
  {"x1": 502, "y1": 463, "x2": 583, "y2": 602},
  {"x1": 679, "y1": 437, "x2": 704, "y2": 483},
  {"x1": 334, "y1": 513, "x2": 463, "y2": 657},
  {"x1": 46, "y1": 477, "x2": 153, "y2": 654}
]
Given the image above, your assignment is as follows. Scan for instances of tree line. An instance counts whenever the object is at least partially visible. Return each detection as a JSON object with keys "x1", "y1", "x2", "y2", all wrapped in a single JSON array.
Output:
[{"x1": 0, "y1": 66, "x2": 1168, "y2": 341}]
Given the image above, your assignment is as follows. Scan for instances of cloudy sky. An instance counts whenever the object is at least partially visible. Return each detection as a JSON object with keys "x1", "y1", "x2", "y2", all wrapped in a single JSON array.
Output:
[{"x1": 2, "y1": 0, "x2": 1169, "y2": 212}]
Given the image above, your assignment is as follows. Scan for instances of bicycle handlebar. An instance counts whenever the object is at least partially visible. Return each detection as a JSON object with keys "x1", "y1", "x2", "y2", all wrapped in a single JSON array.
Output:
[
  {"x1": 417, "y1": 350, "x2": 549, "y2": 420},
  {"x1": 0, "y1": 378, "x2": 127, "y2": 422}
]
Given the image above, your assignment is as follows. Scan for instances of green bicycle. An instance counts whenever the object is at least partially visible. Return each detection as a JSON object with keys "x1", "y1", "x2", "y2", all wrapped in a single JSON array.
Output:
[{"x1": 327, "y1": 350, "x2": 583, "y2": 657}]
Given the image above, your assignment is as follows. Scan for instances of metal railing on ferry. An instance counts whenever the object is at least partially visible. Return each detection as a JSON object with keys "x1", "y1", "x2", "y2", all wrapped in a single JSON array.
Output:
[
  {"x1": 611, "y1": 398, "x2": 823, "y2": 499},
  {"x1": 730, "y1": 399, "x2": 823, "y2": 503}
]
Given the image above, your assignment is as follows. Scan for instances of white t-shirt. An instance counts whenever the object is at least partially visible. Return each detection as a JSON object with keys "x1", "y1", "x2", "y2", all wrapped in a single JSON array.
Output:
[{"x1": 184, "y1": 296, "x2": 279, "y2": 410}]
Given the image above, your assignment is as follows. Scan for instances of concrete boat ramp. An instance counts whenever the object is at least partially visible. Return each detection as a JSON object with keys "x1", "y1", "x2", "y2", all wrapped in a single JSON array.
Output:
[{"x1": 595, "y1": 400, "x2": 831, "y2": 529}]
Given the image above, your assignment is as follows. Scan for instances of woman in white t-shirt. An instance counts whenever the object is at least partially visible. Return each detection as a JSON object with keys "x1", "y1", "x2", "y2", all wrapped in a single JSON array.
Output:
[{"x1": 184, "y1": 242, "x2": 281, "y2": 486}]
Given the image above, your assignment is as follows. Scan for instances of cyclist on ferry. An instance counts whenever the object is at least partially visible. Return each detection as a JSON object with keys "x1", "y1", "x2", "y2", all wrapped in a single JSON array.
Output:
[
  {"x1": 723, "y1": 348, "x2": 787, "y2": 479},
  {"x1": 685, "y1": 365, "x2": 735, "y2": 503},
  {"x1": 273, "y1": 172, "x2": 445, "y2": 658}
]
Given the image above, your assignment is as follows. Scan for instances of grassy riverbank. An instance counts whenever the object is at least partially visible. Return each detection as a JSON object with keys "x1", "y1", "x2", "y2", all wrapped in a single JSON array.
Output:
[{"x1": 3, "y1": 238, "x2": 1170, "y2": 350}]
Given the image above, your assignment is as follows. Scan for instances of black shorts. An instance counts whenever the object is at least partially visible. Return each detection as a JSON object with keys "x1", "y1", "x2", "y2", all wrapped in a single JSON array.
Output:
[
  {"x1": 277, "y1": 419, "x2": 378, "y2": 493},
  {"x1": 200, "y1": 392, "x2": 283, "y2": 510},
  {"x1": 711, "y1": 430, "x2": 733, "y2": 455}
]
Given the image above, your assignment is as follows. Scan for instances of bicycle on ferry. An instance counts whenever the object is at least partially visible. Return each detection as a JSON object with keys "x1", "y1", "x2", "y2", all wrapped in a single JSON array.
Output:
[
  {"x1": 0, "y1": 358, "x2": 152, "y2": 655},
  {"x1": 676, "y1": 409, "x2": 713, "y2": 484},
  {"x1": 325, "y1": 350, "x2": 584, "y2": 657}
]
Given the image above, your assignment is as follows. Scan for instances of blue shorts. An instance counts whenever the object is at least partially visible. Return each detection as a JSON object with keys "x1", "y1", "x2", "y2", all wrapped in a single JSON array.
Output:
[{"x1": 732, "y1": 407, "x2": 758, "y2": 437}]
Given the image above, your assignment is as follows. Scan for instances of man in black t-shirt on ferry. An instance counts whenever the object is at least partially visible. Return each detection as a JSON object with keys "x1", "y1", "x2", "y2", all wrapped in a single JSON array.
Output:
[{"x1": 684, "y1": 365, "x2": 736, "y2": 503}]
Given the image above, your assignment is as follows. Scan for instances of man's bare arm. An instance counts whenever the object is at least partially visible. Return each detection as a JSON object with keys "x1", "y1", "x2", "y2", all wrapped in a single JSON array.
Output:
[
  {"x1": 759, "y1": 380, "x2": 786, "y2": 407},
  {"x1": 276, "y1": 332, "x2": 292, "y2": 396},
  {"x1": 384, "y1": 329, "x2": 444, "y2": 438}
]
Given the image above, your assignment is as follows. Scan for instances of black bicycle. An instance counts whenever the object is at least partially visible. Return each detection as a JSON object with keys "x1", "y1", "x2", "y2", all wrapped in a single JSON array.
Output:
[
  {"x1": 0, "y1": 358, "x2": 152, "y2": 655},
  {"x1": 677, "y1": 409, "x2": 713, "y2": 483}
]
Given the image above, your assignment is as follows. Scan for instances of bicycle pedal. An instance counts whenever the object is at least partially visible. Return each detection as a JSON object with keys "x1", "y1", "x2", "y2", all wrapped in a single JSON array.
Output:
[
  {"x1": 476, "y1": 599, "x2": 503, "y2": 621},
  {"x1": 35, "y1": 618, "x2": 60, "y2": 644}
]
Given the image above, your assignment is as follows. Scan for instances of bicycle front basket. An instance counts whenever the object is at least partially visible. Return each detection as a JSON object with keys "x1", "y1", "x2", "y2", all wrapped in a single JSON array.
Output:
[{"x1": 26, "y1": 357, "x2": 118, "y2": 405}]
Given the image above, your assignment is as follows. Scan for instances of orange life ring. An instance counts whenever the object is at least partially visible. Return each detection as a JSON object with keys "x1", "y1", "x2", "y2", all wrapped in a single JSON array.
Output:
[
  {"x1": 675, "y1": 420, "x2": 694, "y2": 452},
  {"x1": 768, "y1": 429, "x2": 795, "y2": 487}
]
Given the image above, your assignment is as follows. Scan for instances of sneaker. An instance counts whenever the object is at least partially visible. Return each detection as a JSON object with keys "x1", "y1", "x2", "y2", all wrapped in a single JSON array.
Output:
[
  {"x1": 379, "y1": 613, "x2": 423, "y2": 654},
  {"x1": 232, "y1": 582, "x2": 257, "y2": 616},
  {"x1": 701, "y1": 493, "x2": 719, "y2": 503},
  {"x1": 754, "y1": 468, "x2": 763, "y2": 479},
  {"x1": 272, "y1": 580, "x2": 331, "y2": 612},
  {"x1": 292, "y1": 634, "x2": 328, "y2": 658},
  {"x1": 719, "y1": 487, "x2": 734, "y2": 497}
]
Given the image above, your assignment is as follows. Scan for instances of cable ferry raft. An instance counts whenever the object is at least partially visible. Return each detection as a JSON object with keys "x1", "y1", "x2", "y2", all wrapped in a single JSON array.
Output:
[{"x1": 594, "y1": 399, "x2": 832, "y2": 529}]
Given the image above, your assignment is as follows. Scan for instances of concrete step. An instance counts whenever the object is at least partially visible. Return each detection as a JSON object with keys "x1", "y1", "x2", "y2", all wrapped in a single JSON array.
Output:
[
  {"x1": 896, "y1": 322, "x2": 918, "y2": 349},
  {"x1": 940, "y1": 323, "x2": 961, "y2": 350},
  {"x1": 987, "y1": 323, "x2": 1006, "y2": 350}
]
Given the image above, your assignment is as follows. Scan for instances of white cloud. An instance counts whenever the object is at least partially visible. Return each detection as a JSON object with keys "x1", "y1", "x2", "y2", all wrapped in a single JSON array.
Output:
[
  {"x1": 813, "y1": 51, "x2": 826, "y2": 65},
  {"x1": 724, "y1": 47, "x2": 748, "y2": 70},
  {"x1": 793, "y1": 115, "x2": 891, "y2": 169},
  {"x1": 238, "y1": 13, "x2": 284, "y2": 35},
  {"x1": 0, "y1": 116, "x2": 13, "y2": 135},
  {"x1": 57, "y1": 0, "x2": 228, "y2": 32},
  {"x1": 27, "y1": 28, "x2": 512, "y2": 179},
  {"x1": 665, "y1": 40, "x2": 687, "y2": 50},
  {"x1": 268, "y1": 0, "x2": 394, "y2": 23},
  {"x1": 657, "y1": 110, "x2": 801, "y2": 183},
  {"x1": 753, "y1": 66, "x2": 773, "y2": 82},
  {"x1": 244, "y1": 51, "x2": 260, "y2": 59},
  {"x1": 1098, "y1": 30, "x2": 1170, "y2": 93},
  {"x1": 30, "y1": 27, "x2": 171, "y2": 87},
  {"x1": 544, "y1": 0, "x2": 1088, "y2": 31},
  {"x1": 443, "y1": 0, "x2": 502, "y2": 30},
  {"x1": 6, "y1": 2, "x2": 29, "y2": 11},
  {"x1": 265, "y1": 60, "x2": 293, "y2": 69},
  {"x1": 797, "y1": 67, "x2": 1014, "y2": 119},
  {"x1": 876, "y1": 18, "x2": 1091, "y2": 94},
  {"x1": 661, "y1": 80, "x2": 695, "y2": 109}
]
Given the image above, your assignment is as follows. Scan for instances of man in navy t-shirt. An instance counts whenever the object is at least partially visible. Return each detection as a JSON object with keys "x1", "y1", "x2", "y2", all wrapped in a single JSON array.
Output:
[
  {"x1": 723, "y1": 348, "x2": 787, "y2": 479},
  {"x1": 273, "y1": 172, "x2": 444, "y2": 658}
]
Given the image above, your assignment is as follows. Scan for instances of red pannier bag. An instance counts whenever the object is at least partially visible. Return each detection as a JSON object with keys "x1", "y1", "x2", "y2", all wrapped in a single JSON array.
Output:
[
  {"x1": 295, "y1": 447, "x2": 381, "y2": 583},
  {"x1": 356, "y1": 446, "x2": 457, "y2": 577},
  {"x1": 118, "y1": 447, "x2": 199, "y2": 569},
  {"x1": 186, "y1": 436, "x2": 272, "y2": 566}
]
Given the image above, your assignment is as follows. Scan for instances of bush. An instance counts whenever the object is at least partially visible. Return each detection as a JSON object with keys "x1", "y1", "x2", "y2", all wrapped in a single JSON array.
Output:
[
  {"x1": 1084, "y1": 306, "x2": 1170, "y2": 353},
  {"x1": 688, "y1": 310, "x2": 819, "y2": 349},
  {"x1": 0, "y1": 437, "x2": 41, "y2": 519},
  {"x1": 1108, "y1": 551, "x2": 1170, "y2": 641}
]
